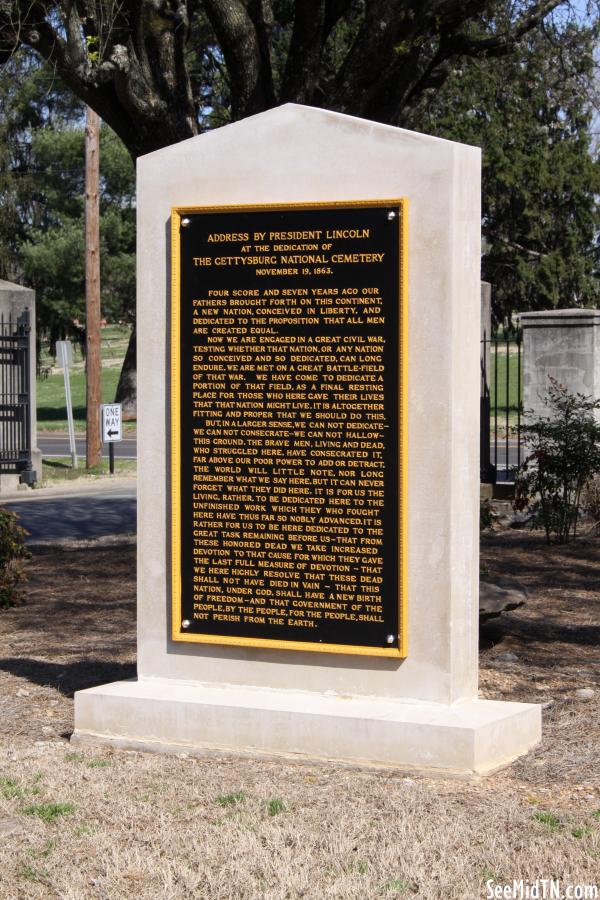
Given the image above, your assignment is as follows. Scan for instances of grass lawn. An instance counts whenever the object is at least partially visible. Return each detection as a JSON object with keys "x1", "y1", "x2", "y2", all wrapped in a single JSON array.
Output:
[
  {"x1": 35, "y1": 457, "x2": 137, "y2": 487},
  {"x1": 36, "y1": 325, "x2": 134, "y2": 433},
  {"x1": 36, "y1": 367, "x2": 121, "y2": 431},
  {"x1": 0, "y1": 530, "x2": 599, "y2": 897},
  {"x1": 488, "y1": 343, "x2": 523, "y2": 432},
  {"x1": 38, "y1": 324, "x2": 131, "y2": 372}
]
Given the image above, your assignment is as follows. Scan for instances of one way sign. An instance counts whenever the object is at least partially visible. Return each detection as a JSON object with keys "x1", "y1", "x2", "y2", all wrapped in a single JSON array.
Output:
[{"x1": 101, "y1": 403, "x2": 123, "y2": 443}]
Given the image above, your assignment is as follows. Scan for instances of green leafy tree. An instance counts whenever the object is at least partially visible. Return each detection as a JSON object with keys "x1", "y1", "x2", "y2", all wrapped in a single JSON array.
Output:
[
  {"x1": 0, "y1": 56, "x2": 135, "y2": 350},
  {"x1": 0, "y1": 2, "x2": 594, "y2": 409},
  {"x1": 0, "y1": 52, "x2": 82, "y2": 282},
  {"x1": 20, "y1": 126, "x2": 135, "y2": 347},
  {"x1": 421, "y1": 11, "x2": 600, "y2": 322},
  {"x1": 0, "y1": 1, "x2": 577, "y2": 161}
]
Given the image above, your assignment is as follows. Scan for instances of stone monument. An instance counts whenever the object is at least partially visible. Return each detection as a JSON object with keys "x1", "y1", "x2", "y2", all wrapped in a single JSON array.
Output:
[
  {"x1": 72, "y1": 105, "x2": 541, "y2": 775},
  {"x1": 521, "y1": 308, "x2": 600, "y2": 421}
]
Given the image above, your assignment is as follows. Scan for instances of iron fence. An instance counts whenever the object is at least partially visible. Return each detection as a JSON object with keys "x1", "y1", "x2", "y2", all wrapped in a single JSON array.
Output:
[
  {"x1": 481, "y1": 329, "x2": 524, "y2": 484},
  {"x1": 0, "y1": 309, "x2": 35, "y2": 480}
]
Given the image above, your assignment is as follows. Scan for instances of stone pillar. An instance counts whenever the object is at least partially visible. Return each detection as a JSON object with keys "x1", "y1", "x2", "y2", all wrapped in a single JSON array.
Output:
[
  {"x1": 0, "y1": 280, "x2": 42, "y2": 493},
  {"x1": 520, "y1": 309, "x2": 600, "y2": 421}
]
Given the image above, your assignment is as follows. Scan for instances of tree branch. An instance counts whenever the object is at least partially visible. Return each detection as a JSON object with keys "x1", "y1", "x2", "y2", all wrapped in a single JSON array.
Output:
[
  {"x1": 280, "y1": 0, "x2": 326, "y2": 103},
  {"x1": 330, "y1": 0, "x2": 568, "y2": 125},
  {"x1": 203, "y1": 0, "x2": 273, "y2": 118}
]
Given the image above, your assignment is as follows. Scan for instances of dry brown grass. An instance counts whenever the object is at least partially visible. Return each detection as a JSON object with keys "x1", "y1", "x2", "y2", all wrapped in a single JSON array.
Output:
[{"x1": 0, "y1": 535, "x2": 598, "y2": 899}]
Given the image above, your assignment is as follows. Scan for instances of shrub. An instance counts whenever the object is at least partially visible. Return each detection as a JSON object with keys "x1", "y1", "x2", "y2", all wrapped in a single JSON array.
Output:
[
  {"x1": 514, "y1": 379, "x2": 600, "y2": 543},
  {"x1": 0, "y1": 506, "x2": 31, "y2": 608}
]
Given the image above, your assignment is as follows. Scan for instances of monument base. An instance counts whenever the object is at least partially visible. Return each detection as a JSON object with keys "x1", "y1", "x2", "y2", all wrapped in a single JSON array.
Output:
[{"x1": 72, "y1": 679, "x2": 541, "y2": 776}]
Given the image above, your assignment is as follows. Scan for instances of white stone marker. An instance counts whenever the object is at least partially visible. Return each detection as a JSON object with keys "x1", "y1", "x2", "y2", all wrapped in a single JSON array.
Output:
[
  {"x1": 72, "y1": 105, "x2": 541, "y2": 775},
  {"x1": 521, "y1": 308, "x2": 600, "y2": 423}
]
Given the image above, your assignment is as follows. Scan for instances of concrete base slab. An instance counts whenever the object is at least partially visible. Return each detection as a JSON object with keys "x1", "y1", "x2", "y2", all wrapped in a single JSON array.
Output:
[{"x1": 72, "y1": 679, "x2": 541, "y2": 776}]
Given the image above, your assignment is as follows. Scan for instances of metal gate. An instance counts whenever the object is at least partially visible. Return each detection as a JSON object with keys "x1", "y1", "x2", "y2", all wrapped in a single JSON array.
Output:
[
  {"x1": 481, "y1": 328, "x2": 524, "y2": 484},
  {"x1": 0, "y1": 309, "x2": 35, "y2": 482}
]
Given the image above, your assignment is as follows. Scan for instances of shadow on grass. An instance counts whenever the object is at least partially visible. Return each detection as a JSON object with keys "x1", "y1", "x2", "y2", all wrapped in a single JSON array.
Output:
[
  {"x1": 480, "y1": 617, "x2": 600, "y2": 653},
  {"x1": 0, "y1": 657, "x2": 136, "y2": 697},
  {"x1": 37, "y1": 406, "x2": 87, "y2": 423},
  {"x1": 43, "y1": 459, "x2": 71, "y2": 469}
]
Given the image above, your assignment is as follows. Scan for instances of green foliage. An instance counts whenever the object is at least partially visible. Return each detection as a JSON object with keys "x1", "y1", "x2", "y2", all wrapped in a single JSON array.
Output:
[
  {"x1": 421, "y1": 9, "x2": 600, "y2": 323},
  {"x1": 0, "y1": 51, "x2": 135, "y2": 347},
  {"x1": 19, "y1": 864, "x2": 50, "y2": 884},
  {"x1": 0, "y1": 776, "x2": 40, "y2": 800},
  {"x1": 21, "y1": 125, "x2": 135, "y2": 344},
  {"x1": 216, "y1": 791, "x2": 245, "y2": 807},
  {"x1": 266, "y1": 797, "x2": 285, "y2": 816},
  {"x1": 571, "y1": 826, "x2": 592, "y2": 839},
  {"x1": 532, "y1": 811, "x2": 562, "y2": 832},
  {"x1": 0, "y1": 507, "x2": 31, "y2": 608},
  {"x1": 514, "y1": 380, "x2": 600, "y2": 543},
  {"x1": 22, "y1": 802, "x2": 75, "y2": 823},
  {"x1": 379, "y1": 878, "x2": 413, "y2": 895},
  {"x1": 86, "y1": 758, "x2": 111, "y2": 768}
]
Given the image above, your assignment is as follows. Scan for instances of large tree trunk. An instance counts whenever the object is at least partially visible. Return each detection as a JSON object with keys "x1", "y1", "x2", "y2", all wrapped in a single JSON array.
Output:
[{"x1": 115, "y1": 324, "x2": 137, "y2": 419}]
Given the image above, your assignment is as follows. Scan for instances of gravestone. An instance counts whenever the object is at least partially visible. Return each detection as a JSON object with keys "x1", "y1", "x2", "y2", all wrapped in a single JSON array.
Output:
[
  {"x1": 72, "y1": 105, "x2": 540, "y2": 774},
  {"x1": 521, "y1": 309, "x2": 600, "y2": 421},
  {"x1": 0, "y1": 280, "x2": 41, "y2": 492}
]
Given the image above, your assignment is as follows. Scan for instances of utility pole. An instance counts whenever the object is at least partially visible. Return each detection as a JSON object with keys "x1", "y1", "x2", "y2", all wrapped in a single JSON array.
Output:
[{"x1": 85, "y1": 105, "x2": 102, "y2": 468}]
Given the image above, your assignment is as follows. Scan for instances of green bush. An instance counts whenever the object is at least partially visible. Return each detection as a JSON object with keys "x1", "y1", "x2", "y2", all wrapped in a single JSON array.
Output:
[
  {"x1": 0, "y1": 506, "x2": 31, "y2": 608},
  {"x1": 514, "y1": 379, "x2": 600, "y2": 543}
]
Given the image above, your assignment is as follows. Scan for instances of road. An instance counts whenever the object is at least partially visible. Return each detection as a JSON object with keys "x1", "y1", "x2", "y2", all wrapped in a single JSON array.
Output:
[
  {"x1": 39, "y1": 433, "x2": 137, "y2": 459},
  {"x1": 4, "y1": 479, "x2": 137, "y2": 542},
  {"x1": 487, "y1": 441, "x2": 526, "y2": 481}
]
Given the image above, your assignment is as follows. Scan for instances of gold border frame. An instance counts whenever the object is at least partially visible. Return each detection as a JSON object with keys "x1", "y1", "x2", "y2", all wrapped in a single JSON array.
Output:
[{"x1": 171, "y1": 199, "x2": 408, "y2": 658}]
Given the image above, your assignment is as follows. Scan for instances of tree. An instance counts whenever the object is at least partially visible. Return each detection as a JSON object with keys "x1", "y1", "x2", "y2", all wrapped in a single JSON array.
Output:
[
  {"x1": 420, "y1": 10, "x2": 600, "y2": 323},
  {"x1": 20, "y1": 125, "x2": 135, "y2": 346},
  {"x1": 0, "y1": 0, "x2": 591, "y2": 410},
  {"x1": 0, "y1": 51, "x2": 82, "y2": 283},
  {"x1": 0, "y1": 1, "x2": 574, "y2": 162},
  {"x1": 0, "y1": 54, "x2": 135, "y2": 349}
]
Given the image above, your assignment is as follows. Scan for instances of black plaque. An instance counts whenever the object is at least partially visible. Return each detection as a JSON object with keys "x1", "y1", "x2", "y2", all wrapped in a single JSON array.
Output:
[{"x1": 171, "y1": 201, "x2": 406, "y2": 656}]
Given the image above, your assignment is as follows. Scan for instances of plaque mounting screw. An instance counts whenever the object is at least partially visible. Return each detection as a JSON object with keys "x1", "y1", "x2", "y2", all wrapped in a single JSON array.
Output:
[
  {"x1": 182, "y1": 619, "x2": 191, "y2": 629},
  {"x1": 387, "y1": 210, "x2": 397, "y2": 220},
  {"x1": 386, "y1": 634, "x2": 396, "y2": 645},
  {"x1": 181, "y1": 217, "x2": 191, "y2": 228}
]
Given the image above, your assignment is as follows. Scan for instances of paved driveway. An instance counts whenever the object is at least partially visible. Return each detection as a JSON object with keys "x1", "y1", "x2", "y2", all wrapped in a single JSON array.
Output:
[{"x1": 3, "y1": 478, "x2": 137, "y2": 542}]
